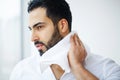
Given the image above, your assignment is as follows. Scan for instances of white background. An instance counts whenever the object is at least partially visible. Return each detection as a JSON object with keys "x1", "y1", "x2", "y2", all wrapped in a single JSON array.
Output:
[{"x1": 66, "y1": 0, "x2": 120, "y2": 64}]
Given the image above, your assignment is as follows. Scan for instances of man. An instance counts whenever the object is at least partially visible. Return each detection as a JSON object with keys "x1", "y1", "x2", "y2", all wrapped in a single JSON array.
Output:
[{"x1": 10, "y1": 0, "x2": 120, "y2": 80}]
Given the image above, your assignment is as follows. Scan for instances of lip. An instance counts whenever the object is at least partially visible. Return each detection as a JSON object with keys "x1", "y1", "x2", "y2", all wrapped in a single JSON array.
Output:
[{"x1": 35, "y1": 43, "x2": 44, "y2": 50}]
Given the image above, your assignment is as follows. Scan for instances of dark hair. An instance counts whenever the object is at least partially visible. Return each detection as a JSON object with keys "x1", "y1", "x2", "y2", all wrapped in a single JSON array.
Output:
[{"x1": 28, "y1": 0, "x2": 72, "y2": 31}]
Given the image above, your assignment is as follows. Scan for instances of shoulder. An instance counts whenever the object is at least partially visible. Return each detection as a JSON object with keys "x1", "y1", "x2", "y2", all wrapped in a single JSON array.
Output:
[
  {"x1": 85, "y1": 53, "x2": 120, "y2": 79},
  {"x1": 86, "y1": 53, "x2": 119, "y2": 65},
  {"x1": 9, "y1": 55, "x2": 38, "y2": 80},
  {"x1": 16, "y1": 55, "x2": 37, "y2": 68}
]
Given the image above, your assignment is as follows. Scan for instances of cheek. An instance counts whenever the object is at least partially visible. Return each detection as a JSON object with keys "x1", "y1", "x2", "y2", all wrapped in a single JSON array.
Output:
[{"x1": 40, "y1": 28, "x2": 54, "y2": 44}]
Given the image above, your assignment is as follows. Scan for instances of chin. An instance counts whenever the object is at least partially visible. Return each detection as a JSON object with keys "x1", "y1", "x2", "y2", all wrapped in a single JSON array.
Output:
[{"x1": 39, "y1": 50, "x2": 45, "y2": 56}]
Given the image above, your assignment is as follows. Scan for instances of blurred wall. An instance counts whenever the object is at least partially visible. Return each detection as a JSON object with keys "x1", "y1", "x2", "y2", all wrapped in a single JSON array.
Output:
[
  {"x1": 0, "y1": 0, "x2": 21, "y2": 80},
  {"x1": 67, "y1": 0, "x2": 120, "y2": 64}
]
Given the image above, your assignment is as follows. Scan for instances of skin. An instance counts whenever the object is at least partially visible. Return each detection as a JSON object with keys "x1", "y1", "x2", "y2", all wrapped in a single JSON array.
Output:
[
  {"x1": 29, "y1": 8, "x2": 55, "y2": 53},
  {"x1": 29, "y1": 7, "x2": 98, "y2": 80},
  {"x1": 68, "y1": 34, "x2": 99, "y2": 80}
]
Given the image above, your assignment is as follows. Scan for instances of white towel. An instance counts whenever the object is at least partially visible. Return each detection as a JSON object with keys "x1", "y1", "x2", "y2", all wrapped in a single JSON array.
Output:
[
  {"x1": 40, "y1": 32, "x2": 75, "y2": 73},
  {"x1": 39, "y1": 31, "x2": 90, "y2": 74}
]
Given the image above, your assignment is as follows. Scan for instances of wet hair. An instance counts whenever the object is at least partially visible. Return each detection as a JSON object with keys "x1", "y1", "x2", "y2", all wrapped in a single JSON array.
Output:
[{"x1": 28, "y1": 0, "x2": 72, "y2": 31}]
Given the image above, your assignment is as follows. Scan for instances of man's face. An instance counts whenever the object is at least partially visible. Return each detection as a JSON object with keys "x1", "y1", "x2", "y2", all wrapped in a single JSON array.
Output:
[{"x1": 29, "y1": 7, "x2": 63, "y2": 56}]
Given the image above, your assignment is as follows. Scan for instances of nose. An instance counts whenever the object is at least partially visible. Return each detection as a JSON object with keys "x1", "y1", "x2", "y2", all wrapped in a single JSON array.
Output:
[{"x1": 31, "y1": 31, "x2": 39, "y2": 42}]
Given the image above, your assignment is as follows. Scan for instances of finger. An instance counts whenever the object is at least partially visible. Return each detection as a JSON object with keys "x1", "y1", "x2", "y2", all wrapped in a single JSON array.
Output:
[
  {"x1": 74, "y1": 33, "x2": 81, "y2": 46},
  {"x1": 70, "y1": 34, "x2": 76, "y2": 46},
  {"x1": 75, "y1": 34, "x2": 85, "y2": 49},
  {"x1": 73, "y1": 34, "x2": 77, "y2": 45}
]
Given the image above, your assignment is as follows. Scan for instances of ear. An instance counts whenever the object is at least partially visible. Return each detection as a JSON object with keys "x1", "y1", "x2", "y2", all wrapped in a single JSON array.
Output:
[{"x1": 58, "y1": 19, "x2": 69, "y2": 37}]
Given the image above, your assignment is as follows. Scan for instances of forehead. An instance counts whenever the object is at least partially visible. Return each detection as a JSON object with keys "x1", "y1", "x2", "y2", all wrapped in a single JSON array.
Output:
[{"x1": 29, "y1": 7, "x2": 48, "y2": 27}]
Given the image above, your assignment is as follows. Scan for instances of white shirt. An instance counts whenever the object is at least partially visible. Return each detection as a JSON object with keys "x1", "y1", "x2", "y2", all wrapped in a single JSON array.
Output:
[{"x1": 10, "y1": 32, "x2": 120, "y2": 80}]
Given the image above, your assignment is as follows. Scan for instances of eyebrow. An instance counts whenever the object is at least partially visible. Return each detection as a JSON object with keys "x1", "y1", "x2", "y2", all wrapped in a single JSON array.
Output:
[{"x1": 28, "y1": 22, "x2": 46, "y2": 30}]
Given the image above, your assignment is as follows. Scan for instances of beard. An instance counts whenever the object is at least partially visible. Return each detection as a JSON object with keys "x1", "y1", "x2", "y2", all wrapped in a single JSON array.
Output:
[{"x1": 37, "y1": 25, "x2": 63, "y2": 56}]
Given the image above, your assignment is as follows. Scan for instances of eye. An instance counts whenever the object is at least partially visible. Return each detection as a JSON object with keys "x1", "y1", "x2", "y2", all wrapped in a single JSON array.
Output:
[{"x1": 35, "y1": 25, "x2": 43, "y2": 30}]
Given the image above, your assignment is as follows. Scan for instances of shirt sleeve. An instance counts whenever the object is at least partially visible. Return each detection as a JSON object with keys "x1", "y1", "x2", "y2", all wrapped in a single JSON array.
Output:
[{"x1": 103, "y1": 58, "x2": 120, "y2": 80}]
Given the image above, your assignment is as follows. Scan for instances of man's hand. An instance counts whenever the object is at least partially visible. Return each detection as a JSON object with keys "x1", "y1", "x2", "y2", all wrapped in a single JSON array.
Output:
[
  {"x1": 50, "y1": 64, "x2": 65, "y2": 80},
  {"x1": 68, "y1": 33, "x2": 98, "y2": 80},
  {"x1": 68, "y1": 33, "x2": 87, "y2": 70}
]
